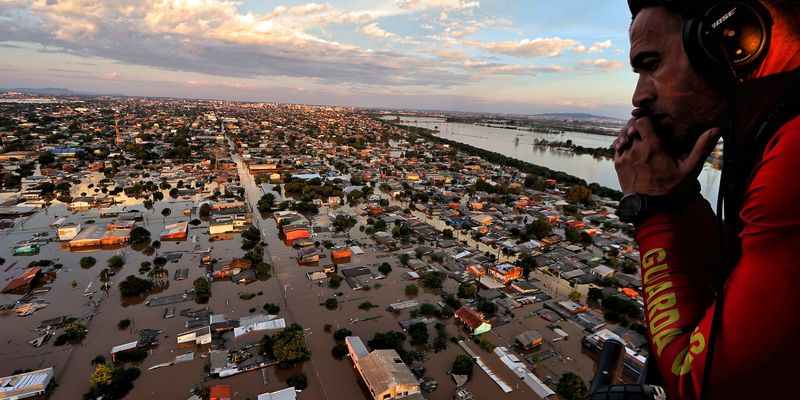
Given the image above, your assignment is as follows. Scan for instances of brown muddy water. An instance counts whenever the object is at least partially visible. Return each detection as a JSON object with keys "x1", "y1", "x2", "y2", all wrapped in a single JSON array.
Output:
[{"x1": 0, "y1": 160, "x2": 600, "y2": 400}]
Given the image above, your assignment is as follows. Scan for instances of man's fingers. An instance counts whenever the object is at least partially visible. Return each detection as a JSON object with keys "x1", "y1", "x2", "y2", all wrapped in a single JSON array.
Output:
[
  {"x1": 614, "y1": 118, "x2": 638, "y2": 153},
  {"x1": 679, "y1": 127, "x2": 721, "y2": 176},
  {"x1": 634, "y1": 116, "x2": 662, "y2": 148}
]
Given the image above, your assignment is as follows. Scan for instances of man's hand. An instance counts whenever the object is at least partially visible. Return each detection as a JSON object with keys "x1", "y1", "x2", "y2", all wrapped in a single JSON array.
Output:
[{"x1": 614, "y1": 116, "x2": 720, "y2": 196}]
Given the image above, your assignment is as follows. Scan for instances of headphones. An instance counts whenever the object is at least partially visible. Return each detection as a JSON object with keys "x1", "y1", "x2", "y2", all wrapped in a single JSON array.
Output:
[{"x1": 629, "y1": 0, "x2": 774, "y2": 82}]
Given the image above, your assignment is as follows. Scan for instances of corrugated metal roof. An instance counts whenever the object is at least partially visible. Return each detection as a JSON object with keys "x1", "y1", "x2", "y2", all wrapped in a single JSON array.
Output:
[{"x1": 257, "y1": 387, "x2": 297, "y2": 400}]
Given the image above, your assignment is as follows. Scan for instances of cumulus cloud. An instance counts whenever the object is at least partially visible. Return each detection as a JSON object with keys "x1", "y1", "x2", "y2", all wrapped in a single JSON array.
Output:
[
  {"x1": 359, "y1": 22, "x2": 396, "y2": 38},
  {"x1": 574, "y1": 40, "x2": 612, "y2": 54},
  {"x1": 577, "y1": 58, "x2": 623, "y2": 71}
]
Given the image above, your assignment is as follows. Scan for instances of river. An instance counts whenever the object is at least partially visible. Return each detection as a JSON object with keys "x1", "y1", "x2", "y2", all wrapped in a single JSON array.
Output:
[{"x1": 394, "y1": 117, "x2": 722, "y2": 206}]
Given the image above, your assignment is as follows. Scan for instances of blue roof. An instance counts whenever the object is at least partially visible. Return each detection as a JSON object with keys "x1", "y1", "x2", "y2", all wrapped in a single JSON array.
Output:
[{"x1": 50, "y1": 148, "x2": 85, "y2": 154}]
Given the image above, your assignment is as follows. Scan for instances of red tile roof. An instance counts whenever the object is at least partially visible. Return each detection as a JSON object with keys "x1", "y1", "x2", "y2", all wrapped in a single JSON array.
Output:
[{"x1": 455, "y1": 306, "x2": 486, "y2": 330}]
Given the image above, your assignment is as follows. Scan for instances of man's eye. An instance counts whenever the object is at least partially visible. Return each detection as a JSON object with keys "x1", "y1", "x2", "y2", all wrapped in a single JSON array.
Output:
[{"x1": 642, "y1": 59, "x2": 659, "y2": 71}]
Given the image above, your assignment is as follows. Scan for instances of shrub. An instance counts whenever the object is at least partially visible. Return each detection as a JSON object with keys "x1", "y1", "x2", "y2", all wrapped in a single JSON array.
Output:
[
  {"x1": 80, "y1": 256, "x2": 97, "y2": 269},
  {"x1": 333, "y1": 328, "x2": 352, "y2": 341},
  {"x1": 119, "y1": 275, "x2": 154, "y2": 297},
  {"x1": 358, "y1": 301, "x2": 374, "y2": 310},
  {"x1": 117, "y1": 319, "x2": 131, "y2": 330},
  {"x1": 331, "y1": 343, "x2": 349, "y2": 358},
  {"x1": 405, "y1": 284, "x2": 419, "y2": 296},
  {"x1": 263, "y1": 303, "x2": 281, "y2": 314},
  {"x1": 324, "y1": 298, "x2": 338, "y2": 310},
  {"x1": 287, "y1": 374, "x2": 308, "y2": 390},
  {"x1": 478, "y1": 338, "x2": 495, "y2": 352}
]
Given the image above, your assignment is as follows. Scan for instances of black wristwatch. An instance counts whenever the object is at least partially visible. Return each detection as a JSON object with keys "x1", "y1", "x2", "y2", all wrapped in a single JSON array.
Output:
[{"x1": 617, "y1": 193, "x2": 676, "y2": 224}]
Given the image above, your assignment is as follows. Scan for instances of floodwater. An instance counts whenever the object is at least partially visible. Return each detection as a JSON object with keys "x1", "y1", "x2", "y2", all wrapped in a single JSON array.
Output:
[
  {"x1": 0, "y1": 153, "x2": 604, "y2": 400},
  {"x1": 397, "y1": 117, "x2": 722, "y2": 206}
]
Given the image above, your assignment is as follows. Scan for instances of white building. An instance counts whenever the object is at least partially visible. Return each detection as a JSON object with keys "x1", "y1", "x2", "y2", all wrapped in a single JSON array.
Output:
[{"x1": 57, "y1": 223, "x2": 81, "y2": 241}]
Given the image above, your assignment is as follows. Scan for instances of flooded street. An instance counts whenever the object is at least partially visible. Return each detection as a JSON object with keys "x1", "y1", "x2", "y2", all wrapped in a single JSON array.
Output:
[{"x1": 0, "y1": 151, "x2": 604, "y2": 400}]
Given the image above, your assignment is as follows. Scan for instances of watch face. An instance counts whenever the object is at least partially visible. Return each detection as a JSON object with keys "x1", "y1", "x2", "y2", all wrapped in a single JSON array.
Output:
[{"x1": 619, "y1": 194, "x2": 643, "y2": 222}]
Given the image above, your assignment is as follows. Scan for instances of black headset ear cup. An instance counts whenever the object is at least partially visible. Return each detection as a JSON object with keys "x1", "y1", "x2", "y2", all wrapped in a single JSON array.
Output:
[{"x1": 682, "y1": 0, "x2": 772, "y2": 80}]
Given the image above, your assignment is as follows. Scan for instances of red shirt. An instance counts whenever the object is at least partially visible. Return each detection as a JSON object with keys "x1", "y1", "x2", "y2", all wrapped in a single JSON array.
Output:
[{"x1": 635, "y1": 114, "x2": 800, "y2": 399}]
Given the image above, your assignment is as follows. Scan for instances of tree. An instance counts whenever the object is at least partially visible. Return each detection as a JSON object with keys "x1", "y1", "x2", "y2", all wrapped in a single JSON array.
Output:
[
  {"x1": 242, "y1": 226, "x2": 260, "y2": 241},
  {"x1": 199, "y1": 203, "x2": 211, "y2": 217},
  {"x1": 478, "y1": 338, "x2": 495, "y2": 352},
  {"x1": 118, "y1": 319, "x2": 131, "y2": 329},
  {"x1": 107, "y1": 255, "x2": 124, "y2": 270},
  {"x1": 457, "y1": 282, "x2": 477, "y2": 299},
  {"x1": 119, "y1": 275, "x2": 154, "y2": 297},
  {"x1": 193, "y1": 277, "x2": 211, "y2": 298},
  {"x1": 408, "y1": 322, "x2": 429, "y2": 345},
  {"x1": 66, "y1": 322, "x2": 88, "y2": 340},
  {"x1": 332, "y1": 215, "x2": 357, "y2": 232},
  {"x1": 527, "y1": 219, "x2": 553, "y2": 240},
  {"x1": 263, "y1": 303, "x2": 280, "y2": 314},
  {"x1": 568, "y1": 290, "x2": 583, "y2": 301},
  {"x1": 399, "y1": 253, "x2": 410, "y2": 266},
  {"x1": 566, "y1": 185, "x2": 593, "y2": 205},
  {"x1": 405, "y1": 284, "x2": 419, "y2": 296},
  {"x1": 80, "y1": 256, "x2": 97, "y2": 269},
  {"x1": 258, "y1": 193, "x2": 275, "y2": 212},
  {"x1": 37, "y1": 151, "x2": 55, "y2": 166},
  {"x1": 129, "y1": 227, "x2": 151, "y2": 244},
  {"x1": 331, "y1": 343, "x2": 349, "y2": 358},
  {"x1": 329, "y1": 275, "x2": 343, "y2": 289},
  {"x1": 359, "y1": 301, "x2": 374, "y2": 310},
  {"x1": 557, "y1": 372, "x2": 588, "y2": 400},
  {"x1": 378, "y1": 262, "x2": 392, "y2": 275},
  {"x1": 515, "y1": 253, "x2": 537, "y2": 279},
  {"x1": 90, "y1": 363, "x2": 113, "y2": 386},
  {"x1": 452, "y1": 354, "x2": 475, "y2": 375},
  {"x1": 287, "y1": 374, "x2": 308, "y2": 390},
  {"x1": 333, "y1": 328, "x2": 352, "y2": 341},
  {"x1": 324, "y1": 298, "x2": 338, "y2": 310},
  {"x1": 421, "y1": 271, "x2": 446, "y2": 289},
  {"x1": 273, "y1": 324, "x2": 311, "y2": 368}
]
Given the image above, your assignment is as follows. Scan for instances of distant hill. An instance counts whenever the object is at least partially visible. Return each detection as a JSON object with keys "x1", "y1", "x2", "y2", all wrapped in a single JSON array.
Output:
[
  {"x1": 1, "y1": 87, "x2": 85, "y2": 95},
  {"x1": 532, "y1": 113, "x2": 623, "y2": 123}
]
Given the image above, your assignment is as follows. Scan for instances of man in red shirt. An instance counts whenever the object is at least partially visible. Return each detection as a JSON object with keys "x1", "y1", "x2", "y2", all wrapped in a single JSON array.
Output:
[{"x1": 614, "y1": 1, "x2": 800, "y2": 399}]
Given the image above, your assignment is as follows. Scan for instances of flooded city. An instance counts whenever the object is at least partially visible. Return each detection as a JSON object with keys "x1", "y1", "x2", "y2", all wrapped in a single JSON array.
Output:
[{"x1": 1, "y1": 95, "x2": 648, "y2": 400}]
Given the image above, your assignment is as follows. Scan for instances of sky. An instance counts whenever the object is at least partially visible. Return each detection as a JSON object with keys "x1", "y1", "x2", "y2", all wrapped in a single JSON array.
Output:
[{"x1": 0, "y1": 0, "x2": 639, "y2": 118}]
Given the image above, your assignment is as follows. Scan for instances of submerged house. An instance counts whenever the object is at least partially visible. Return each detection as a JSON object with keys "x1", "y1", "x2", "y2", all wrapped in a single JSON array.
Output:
[{"x1": 454, "y1": 306, "x2": 492, "y2": 336}]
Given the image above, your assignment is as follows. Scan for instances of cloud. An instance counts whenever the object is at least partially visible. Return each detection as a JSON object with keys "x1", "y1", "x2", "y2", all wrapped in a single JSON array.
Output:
[
  {"x1": 0, "y1": 0, "x2": 453, "y2": 87},
  {"x1": 359, "y1": 22, "x2": 395, "y2": 38},
  {"x1": 288, "y1": 3, "x2": 332, "y2": 16},
  {"x1": 577, "y1": 58, "x2": 623, "y2": 71},
  {"x1": 395, "y1": 0, "x2": 480, "y2": 11},
  {"x1": 574, "y1": 40, "x2": 612, "y2": 54},
  {"x1": 465, "y1": 36, "x2": 615, "y2": 58},
  {"x1": 464, "y1": 59, "x2": 562, "y2": 76},
  {"x1": 466, "y1": 37, "x2": 581, "y2": 57}
]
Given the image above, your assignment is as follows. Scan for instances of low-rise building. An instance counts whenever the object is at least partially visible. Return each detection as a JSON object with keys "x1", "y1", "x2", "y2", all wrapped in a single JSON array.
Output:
[
  {"x1": 0, "y1": 367, "x2": 54, "y2": 399},
  {"x1": 488, "y1": 263, "x2": 522, "y2": 284},
  {"x1": 454, "y1": 306, "x2": 492, "y2": 336},
  {"x1": 345, "y1": 336, "x2": 423, "y2": 400}
]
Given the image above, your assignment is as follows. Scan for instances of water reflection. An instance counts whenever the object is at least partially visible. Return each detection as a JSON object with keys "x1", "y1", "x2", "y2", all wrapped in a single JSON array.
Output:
[{"x1": 399, "y1": 117, "x2": 721, "y2": 207}]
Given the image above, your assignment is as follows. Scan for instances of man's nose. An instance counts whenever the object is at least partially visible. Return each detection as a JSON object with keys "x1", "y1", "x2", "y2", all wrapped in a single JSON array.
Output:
[{"x1": 632, "y1": 75, "x2": 655, "y2": 108}]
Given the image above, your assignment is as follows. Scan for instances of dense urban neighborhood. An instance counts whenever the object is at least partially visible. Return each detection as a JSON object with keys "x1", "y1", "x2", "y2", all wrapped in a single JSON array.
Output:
[{"x1": 0, "y1": 93, "x2": 648, "y2": 400}]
